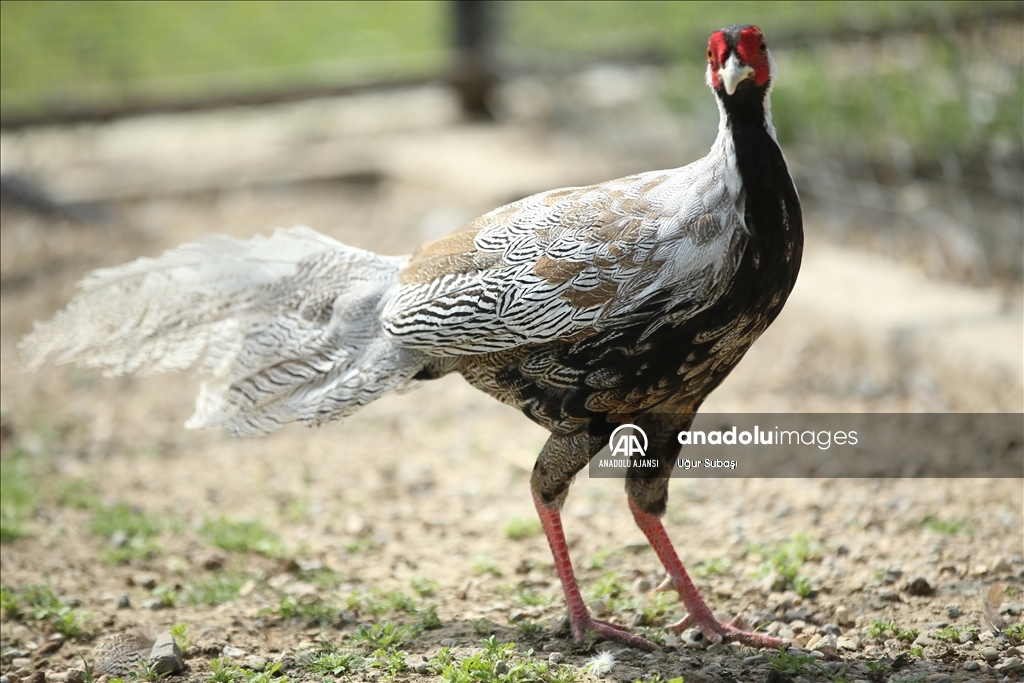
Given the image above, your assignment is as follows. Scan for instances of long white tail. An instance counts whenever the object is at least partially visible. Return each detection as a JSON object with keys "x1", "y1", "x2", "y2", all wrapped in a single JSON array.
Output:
[{"x1": 20, "y1": 227, "x2": 424, "y2": 435}]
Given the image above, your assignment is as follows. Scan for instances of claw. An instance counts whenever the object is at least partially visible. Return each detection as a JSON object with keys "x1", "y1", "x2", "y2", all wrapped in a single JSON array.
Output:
[
  {"x1": 654, "y1": 575, "x2": 675, "y2": 593},
  {"x1": 575, "y1": 615, "x2": 659, "y2": 651}
]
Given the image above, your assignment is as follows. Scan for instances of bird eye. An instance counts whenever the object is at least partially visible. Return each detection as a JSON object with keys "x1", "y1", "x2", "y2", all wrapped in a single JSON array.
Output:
[
  {"x1": 759, "y1": 42, "x2": 767, "y2": 54},
  {"x1": 706, "y1": 48, "x2": 714, "y2": 62}
]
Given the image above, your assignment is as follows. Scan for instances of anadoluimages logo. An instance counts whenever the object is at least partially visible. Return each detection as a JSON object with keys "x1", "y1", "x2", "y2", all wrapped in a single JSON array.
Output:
[{"x1": 609, "y1": 424, "x2": 648, "y2": 457}]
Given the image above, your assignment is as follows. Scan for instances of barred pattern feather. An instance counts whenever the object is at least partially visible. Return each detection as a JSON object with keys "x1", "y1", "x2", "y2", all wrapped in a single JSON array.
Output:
[{"x1": 20, "y1": 227, "x2": 425, "y2": 435}]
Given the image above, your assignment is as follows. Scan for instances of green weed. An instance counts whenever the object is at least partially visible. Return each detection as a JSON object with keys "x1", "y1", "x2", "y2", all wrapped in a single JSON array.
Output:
[
  {"x1": 350, "y1": 621, "x2": 420, "y2": 651},
  {"x1": 504, "y1": 517, "x2": 543, "y2": 540},
  {"x1": 200, "y1": 517, "x2": 282, "y2": 556}
]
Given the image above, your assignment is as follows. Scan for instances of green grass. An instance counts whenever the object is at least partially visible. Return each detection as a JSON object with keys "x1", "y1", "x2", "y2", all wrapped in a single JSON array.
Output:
[
  {"x1": 749, "y1": 534, "x2": 820, "y2": 598},
  {"x1": 504, "y1": 517, "x2": 543, "y2": 540},
  {"x1": 182, "y1": 573, "x2": 247, "y2": 606},
  {"x1": 866, "y1": 619, "x2": 919, "y2": 643},
  {"x1": 350, "y1": 621, "x2": 420, "y2": 651},
  {"x1": 434, "y1": 636, "x2": 581, "y2": 683},
  {"x1": 1007, "y1": 622, "x2": 1024, "y2": 644},
  {"x1": 1, "y1": 1, "x2": 449, "y2": 116},
  {"x1": 917, "y1": 515, "x2": 972, "y2": 535},
  {"x1": 0, "y1": 455, "x2": 36, "y2": 542},
  {"x1": 200, "y1": 516, "x2": 282, "y2": 556},
  {"x1": 88, "y1": 501, "x2": 168, "y2": 564},
  {"x1": 203, "y1": 658, "x2": 286, "y2": 683},
  {"x1": 693, "y1": 558, "x2": 728, "y2": 578},
  {"x1": 264, "y1": 595, "x2": 338, "y2": 624},
  {"x1": 934, "y1": 624, "x2": 978, "y2": 643},
  {"x1": 295, "y1": 646, "x2": 364, "y2": 677},
  {"x1": 0, "y1": 583, "x2": 87, "y2": 639}
]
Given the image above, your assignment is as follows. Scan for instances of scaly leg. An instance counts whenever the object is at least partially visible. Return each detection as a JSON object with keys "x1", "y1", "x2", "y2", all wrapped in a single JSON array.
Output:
[
  {"x1": 533, "y1": 490, "x2": 657, "y2": 650},
  {"x1": 628, "y1": 495, "x2": 782, "y2": 648}
]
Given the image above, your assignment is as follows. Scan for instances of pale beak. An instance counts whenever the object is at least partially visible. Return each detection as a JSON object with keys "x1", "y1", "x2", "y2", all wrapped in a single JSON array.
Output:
[{"x1": 720, "y1": 53, "x2": 754, "y2": 95}]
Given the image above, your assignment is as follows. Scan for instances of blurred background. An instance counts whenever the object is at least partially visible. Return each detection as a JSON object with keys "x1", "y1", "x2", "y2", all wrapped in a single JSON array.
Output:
[{"x1": 1, "y1": 0, "x2": 1022, "y2": 284}]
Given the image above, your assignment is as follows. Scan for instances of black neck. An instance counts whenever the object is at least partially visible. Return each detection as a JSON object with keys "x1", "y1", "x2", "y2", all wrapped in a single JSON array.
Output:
[{"x1": 720, "y1": 82, "x2": 803, "y2": 309}]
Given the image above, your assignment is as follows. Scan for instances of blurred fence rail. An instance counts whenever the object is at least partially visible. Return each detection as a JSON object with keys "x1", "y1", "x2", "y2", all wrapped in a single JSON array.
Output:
[{"x1": 2, "y1": 1, "x2": 1021, "y2": 127}]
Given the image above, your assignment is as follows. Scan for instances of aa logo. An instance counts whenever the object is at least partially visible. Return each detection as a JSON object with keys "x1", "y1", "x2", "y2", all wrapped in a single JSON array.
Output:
[{"x1": 609, "y1": 424, "x2": 648, "y2": 458}]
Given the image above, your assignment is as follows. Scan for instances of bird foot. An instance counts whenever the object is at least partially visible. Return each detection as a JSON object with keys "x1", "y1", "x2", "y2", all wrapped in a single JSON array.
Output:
[
  {"x1": 571, "y1": 614, "x2": 659, "y2": 651},
  {"x1": 667, "y1": 612, "x2": 783, "y2": 649}
]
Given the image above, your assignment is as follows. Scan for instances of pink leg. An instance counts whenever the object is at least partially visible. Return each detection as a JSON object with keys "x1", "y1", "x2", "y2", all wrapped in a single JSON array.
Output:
[
  {"x1": 533, "y1": 491, "x2": 657, "y2": 650},
  {"x1": 628, "y1": 495, "x2": 783, "y2": 649}
]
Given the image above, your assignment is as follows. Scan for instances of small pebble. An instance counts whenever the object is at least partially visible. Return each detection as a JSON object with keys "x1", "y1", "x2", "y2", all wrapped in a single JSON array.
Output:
[
  {"x1": 994, "y1": 558, "x2": 1012, "y2": 573},
  {"x1": 883, "y1": 569, "x2": 903, "y2": 584},
  {"x1": 877, "y1": 589, "x2": 900, "y2": 602},
  {"x1": 834, "y1": 606, "x2": 854, "y2": 627},
  {"x1": 4, "y1": 650, "x2": 26, "y2": 660},
  {"x1": 837, "y1": 636, "x2": 860, "y2": 651},
  {"x1": 222, "y1": 646, "x2": 246, "y2": 659},
  {"x1": 412, "y1": 662, "x2": 429, "y2": 674},
  {"x1": 979, "y1": 646, "x2": 999, "y2": 663},
  {"x1": 1008, "y1": 647, "x2": 1023, "y2": 657},
  {"x1": 913, "y1": 634, "x2": 938, "y2": 647},
  {"x1": 63, "y1": 672, "x2": 84, "y2": 683},
  {"x1": 946, "y1": 605, "x2": 960, "y2": 618},
  {"x1": 905, "y1": 577, "x2": 934, "y2": 596},
  {"x1": 962, "y1": 661, "x2": 981, "y2": 672},
  {"x1": 1, "y1": 676, "x2": 11, "y2": 683},
  {"x1": 705, "y1": 643, "x2": 727, "y2": 655},
  {"x1": 541, "y1": 643, "x2": 560, "y2": 652},
  {"x1": 116, "y1": 594, "x2": 131, "y2": 609},
  {"x1": 547, "y1": 653, "x2": 563, "y2": 664},
  {"x1": 811, "y1": 635, "x2": 837, "y2": 654},
  {"x1": 590, "y1": 599, "x2": 608, "y2": 617},
  {"x1": 440, "y1": 638, "x2": 457, "y2": 648},
  {"x1": 819, "y1": 624, "x2": 841, "y2": 636},
  {"x1": 494, "y1": 661, "x2": 509, "y2": 674},
  {"x1": 742, "y1": 655, "x2": 764, "y2": 666},
  {"x1": 996, "y1": 657, "x2": 1023, "y2": 674},
  {"x1": 11, "y1": 660, "x2": 31, "y2": 670},
  {"x1": 633, "y1": 578, "x2": 652, "y2": 593},
  {"x1": 925, "y1": 675, "x2": 951, "y2": 683}
]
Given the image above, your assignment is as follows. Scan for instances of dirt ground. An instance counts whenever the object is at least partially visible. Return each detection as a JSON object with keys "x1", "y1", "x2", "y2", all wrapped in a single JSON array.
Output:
[{"x1": 1, "y1": 82, "x2": 1022, "y2": 683}]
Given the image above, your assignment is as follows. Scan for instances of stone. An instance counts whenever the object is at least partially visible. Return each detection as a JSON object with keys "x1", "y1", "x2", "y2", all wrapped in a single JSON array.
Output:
[
  {"x1": 222, "y1": 645, "x2": 246, "y2": 659},
  {"x1": 439, "y1": 638, "x2": 456, "y2": 648},
  {"x1": 979, "y1": 646, "x2": 999, "y2": 663},
  {"x1": 633, "y1": 578, "x2": 652, "y2": 593},
  {"x1": 995, "y1": 657, "x2": 1023, "y2": 674},
  {"x1": 834, "y1": 605, "x2": 854, "y2": 626},
  {"x1": 116, "y1": 594, "x2": 131, "y2": 609},
  {"x1": 905, "y1": 577, "x2": 934, "y2": 596},
  {"x1": 962, "y1": 661, "x2": 981, "y2": 671},
  {"x1": 547, "y1": 653, "x2": 563, "y2": 663},
  {"x1": 882, "y1": 569, "x2": 903, "y2": 584},
  {"x1": 946, "y1": 605, "x2": 960, "y2": 618},
  {"x1": 837, "y1": 636, "x2": 860, "y2": 651}
]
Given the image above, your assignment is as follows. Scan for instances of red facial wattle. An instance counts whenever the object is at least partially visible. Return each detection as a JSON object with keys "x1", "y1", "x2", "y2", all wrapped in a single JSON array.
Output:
[{"x1": 707, "y1": 25, "x2": 771, "y2": 92}]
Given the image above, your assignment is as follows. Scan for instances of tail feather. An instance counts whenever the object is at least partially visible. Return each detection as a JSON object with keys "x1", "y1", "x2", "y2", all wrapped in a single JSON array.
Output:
[{"x1": 20, "y1": 227, "x2": 424, "y2": 436}]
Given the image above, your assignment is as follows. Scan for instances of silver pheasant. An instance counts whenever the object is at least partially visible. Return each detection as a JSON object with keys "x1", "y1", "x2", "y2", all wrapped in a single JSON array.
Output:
[{"x1": 23, "y1": 25, "x2": 801, "y2": 649}]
